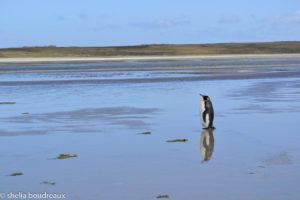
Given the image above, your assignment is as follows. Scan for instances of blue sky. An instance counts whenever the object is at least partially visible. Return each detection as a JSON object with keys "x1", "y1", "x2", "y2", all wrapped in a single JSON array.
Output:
[{"x1": 1, "y1": 0, "x2": 300, "y2": 48}]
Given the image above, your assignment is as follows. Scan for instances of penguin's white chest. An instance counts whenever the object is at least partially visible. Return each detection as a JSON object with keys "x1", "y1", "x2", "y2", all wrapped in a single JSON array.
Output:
[{"x1": 201, "y1": 100, "x2": 205, "y2": 113}]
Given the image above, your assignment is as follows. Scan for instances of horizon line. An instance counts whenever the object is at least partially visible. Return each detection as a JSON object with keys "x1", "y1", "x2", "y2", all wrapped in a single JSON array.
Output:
[{"x1": 1, "y1": 40, "x2": 300, "y2": 50}]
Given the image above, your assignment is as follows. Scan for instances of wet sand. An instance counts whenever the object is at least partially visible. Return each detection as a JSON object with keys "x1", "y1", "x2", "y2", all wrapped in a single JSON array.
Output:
[
  {"x1": 0, "y1": 55, "x2": 300, "y2": 200},
  {"x1": 1, "y1": 54, "x2": 300, "y2": 86}
]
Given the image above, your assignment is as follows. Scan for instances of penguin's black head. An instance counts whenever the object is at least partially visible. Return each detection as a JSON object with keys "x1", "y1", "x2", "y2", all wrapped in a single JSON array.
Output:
[{"x1": 200, "y1": 94, "x2": 210, "y2": 101}]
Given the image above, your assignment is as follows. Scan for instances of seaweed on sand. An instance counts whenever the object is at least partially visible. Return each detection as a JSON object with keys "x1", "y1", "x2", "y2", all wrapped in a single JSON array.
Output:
[
  {"x1": 156, "y1": 194, "x2": 170, "y2": 199},
  {"x1": 0, "y1": 102, "x2": 15, "y2": 104},
  {"x1": 166, "y1": 139, "x2": 188, "y2": 143},
  {"x1": 9, "y1": 172, "x2": 23, "y2": 176},
  {"x1": 42, "y1": 181, "x2": 56, "y2": 185},
  {"x1": 57, "y1": 154, "x2": 77, "y2": 159},
  {"x1": 139, "y1": 131, "x2": 152, "y2": 135}
]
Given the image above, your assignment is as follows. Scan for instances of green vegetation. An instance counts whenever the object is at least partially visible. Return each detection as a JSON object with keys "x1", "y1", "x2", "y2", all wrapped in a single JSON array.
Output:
[
  {"x1": 1, "y1": 42, "x2": 300, "y2": 58},
  {"x1": 9, "y1": 172, "x2": 23, "y2": 176},
  {"x1": 0, "y1": 102, "x2": 16, "y2": 104},
  {"x1": 166, "y1": 139, "x2": 188, "y2": 143},
  {"x1": 57, "y1": 154, "x2": 77, "y2": 159},
  {"x1": 139, "y1": 131, "x2": 152, "y2": 135},
  {"x1": 156, "y1": 195, "x2": 170, "y2": 199}
]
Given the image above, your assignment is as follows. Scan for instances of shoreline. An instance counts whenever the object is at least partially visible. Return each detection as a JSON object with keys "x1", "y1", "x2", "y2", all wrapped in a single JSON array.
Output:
[
  {"x1": 1, "y1": 53, "x2": 300, "y2": 63},
  {"x1": 1, "y1": 64, "x2": 300, "y2": 74},
  {"x1": 1, "y1": 70, "x2": 300, "y2": 86}
]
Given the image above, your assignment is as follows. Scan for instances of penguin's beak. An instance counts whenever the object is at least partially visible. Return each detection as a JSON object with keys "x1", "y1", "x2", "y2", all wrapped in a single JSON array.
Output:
[{"x1": 199, "y1": 94, "x2": 204, "y2": 97}]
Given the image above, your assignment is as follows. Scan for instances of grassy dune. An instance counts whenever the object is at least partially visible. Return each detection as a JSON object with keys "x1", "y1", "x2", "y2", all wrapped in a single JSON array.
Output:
[{"x1": 1, "y1": 42, "x2": 300, "y2": 58}]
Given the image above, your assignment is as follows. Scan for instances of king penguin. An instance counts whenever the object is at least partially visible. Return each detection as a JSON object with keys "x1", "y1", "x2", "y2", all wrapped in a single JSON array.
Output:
[{"x1": 200, "y1": 94, "x2": 215, "y2": 129}]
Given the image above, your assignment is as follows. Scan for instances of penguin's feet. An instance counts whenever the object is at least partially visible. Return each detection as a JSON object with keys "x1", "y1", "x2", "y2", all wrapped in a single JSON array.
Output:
[{"x1": 204, "y1": 126, "x2": 215, "y2": 130}]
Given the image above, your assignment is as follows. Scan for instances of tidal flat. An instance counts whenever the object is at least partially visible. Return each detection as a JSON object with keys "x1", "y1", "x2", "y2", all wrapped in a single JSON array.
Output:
[{"x1": 0, "y1": 55, "x2": 300, "y2": 200}]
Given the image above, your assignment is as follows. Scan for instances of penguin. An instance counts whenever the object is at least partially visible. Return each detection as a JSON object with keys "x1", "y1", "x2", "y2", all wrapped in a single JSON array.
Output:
[
  {"x1": 200, "y1": 128, "x2": 215, "y2": 162},
  {"x1": 200, "y1": 94, "x2": 215, "y2": 129}
]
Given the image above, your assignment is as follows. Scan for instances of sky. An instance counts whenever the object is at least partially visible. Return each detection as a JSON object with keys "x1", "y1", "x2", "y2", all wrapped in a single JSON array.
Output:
[{"x1": 1, "y1": 0, "x2": 300, "y2": 48}]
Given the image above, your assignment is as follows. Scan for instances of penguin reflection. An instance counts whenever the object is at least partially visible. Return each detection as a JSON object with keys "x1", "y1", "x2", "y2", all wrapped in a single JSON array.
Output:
[{"x1": 200, "y1": 128, "x2": 215, "y2": 162}]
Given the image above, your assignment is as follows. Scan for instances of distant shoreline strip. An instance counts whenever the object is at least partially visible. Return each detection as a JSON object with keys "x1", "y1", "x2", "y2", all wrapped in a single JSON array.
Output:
[{"x1": 1, "y1": 54, "x2": 300, "y2": 63}]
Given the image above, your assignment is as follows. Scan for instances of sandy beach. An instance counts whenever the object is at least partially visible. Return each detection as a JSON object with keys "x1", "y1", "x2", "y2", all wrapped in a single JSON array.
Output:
[
  {"x1": 1, "y1": 53, "x2": 300, "y2": 64},
  {"x1": 1, "y1": 55, "x2": 300, "y2": 200}
]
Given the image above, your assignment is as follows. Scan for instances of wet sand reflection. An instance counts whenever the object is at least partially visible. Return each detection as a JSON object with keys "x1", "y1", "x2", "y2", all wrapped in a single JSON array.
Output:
[{"x1": 200, "y1": 128, "x2": 215, "y2": 162}]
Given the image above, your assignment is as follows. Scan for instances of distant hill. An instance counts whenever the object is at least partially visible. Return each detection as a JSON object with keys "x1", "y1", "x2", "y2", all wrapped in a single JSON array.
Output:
[{"x1": 1, "y1": 42, "x2": 300, "y2": 58}]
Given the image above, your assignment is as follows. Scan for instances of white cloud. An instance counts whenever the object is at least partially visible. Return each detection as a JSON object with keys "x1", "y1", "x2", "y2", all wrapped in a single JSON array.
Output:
[
  {"x1": 273, "y1": 10, "x2": 300, "y2": 24},
  {"x1": 130, "y1": 18, "x2": 187, "y2": 29},
  {"x1": 154, "y1": 19, "x2": 175, "y2": 28}
]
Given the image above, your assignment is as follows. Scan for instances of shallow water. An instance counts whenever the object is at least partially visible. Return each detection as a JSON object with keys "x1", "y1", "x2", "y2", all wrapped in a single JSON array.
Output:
[{"x1": 1, "y1": 57, "x2": 300, "y2": 200}]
